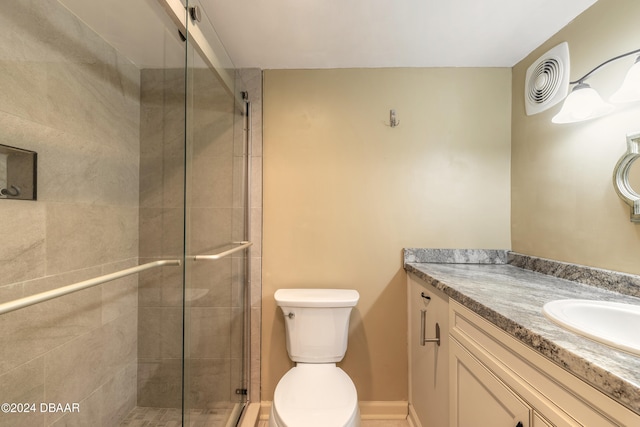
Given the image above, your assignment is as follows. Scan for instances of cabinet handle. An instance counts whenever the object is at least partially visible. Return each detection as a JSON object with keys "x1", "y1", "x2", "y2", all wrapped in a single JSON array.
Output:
[
  {"x1": 420, "y1": 310, "x2": 440, "y2": 346},
  {"x1": 515, "y1": 422, "x2": 523, "y2": 427}
]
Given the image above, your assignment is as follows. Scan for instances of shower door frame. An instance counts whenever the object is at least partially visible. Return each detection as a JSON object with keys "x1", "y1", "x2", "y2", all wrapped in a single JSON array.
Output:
[{"x1": 172, "y1": 0, "x2": 253, "y2": 425}]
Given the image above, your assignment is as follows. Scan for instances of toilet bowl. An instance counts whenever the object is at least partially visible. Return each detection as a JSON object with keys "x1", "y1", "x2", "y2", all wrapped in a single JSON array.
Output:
[
  {"x1": 270, "y1": 289, "x2": 360, "y2": 427},
  {"x1": 269, "y1": 364, "x2": 360, "y2": 427}
]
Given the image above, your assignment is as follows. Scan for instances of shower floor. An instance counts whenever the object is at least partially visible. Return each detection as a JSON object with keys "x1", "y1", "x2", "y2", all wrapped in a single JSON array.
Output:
[{"x1": 119, "y1": 405, "x2": 236, "y2": 427}]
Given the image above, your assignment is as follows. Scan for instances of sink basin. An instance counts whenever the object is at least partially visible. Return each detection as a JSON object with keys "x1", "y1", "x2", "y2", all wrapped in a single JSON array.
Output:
[{"x1": 542, "y1": 299, "x2": 640, "y2": 356}]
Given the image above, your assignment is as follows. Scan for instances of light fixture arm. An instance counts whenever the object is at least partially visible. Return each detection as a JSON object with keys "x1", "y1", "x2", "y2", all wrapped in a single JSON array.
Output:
[{"x1": 571, "y1": 48, "x2": 640, "y2": 84}]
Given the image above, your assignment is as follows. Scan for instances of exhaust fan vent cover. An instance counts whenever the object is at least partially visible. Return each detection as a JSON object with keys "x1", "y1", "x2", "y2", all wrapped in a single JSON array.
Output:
[{"x1": 525, "y1": 42, "x2": 570, "y2": 116}]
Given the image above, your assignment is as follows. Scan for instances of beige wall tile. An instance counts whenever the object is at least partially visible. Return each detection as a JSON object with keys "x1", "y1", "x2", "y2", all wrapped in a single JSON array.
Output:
[
  {"x1": 160, "y1": 263, "x2": 188, "y2": 307},
  {"x1": 160, "y1": 140, "x2": 187, "y2": 210},
  {"x1": 188, "y1": 307, "x2": 232, "y2": 359},
  {"x1": 139, "y1": 208, "x2": 166, "y2": 258},
  {"x1": 49, "y1": 384, "x2": 103, "y2": 427},
  {"x1": 46, "y1": 204, "x2": 138, "y2": 275},
  {"x1": 160, "y1": 307, "x2": 183, "y2": 360},
  {"x1": 137, "y1": 260, "x2": 164, "y2": 307},
  {"x1": 190, "y1": 153, "x2": 234, "y2": 208},
  {"x1": 138, "y1": 66, "x2": 188, "y2": 409},
  {"x1": 44, "y1": 312, "x2": 137, "y2": 425},
  {"x1": 188, "y1": 208, "x2": 233, "y2": 253},
  {"x1": 101, "y1": 259, "x2": 138, "y2": 325},
  {"x1": 250, "y1": 208, "x2": 263, "y2": 258},
  {"x1": 230, "y1": 307, "x2": 244, "y2": 359},
  {"x1": 44, "y1": 325, "x2": 107, "y2": 406},
  {"x1": 0, "y1": 358, "x2": 45, "y2": 427},
  {"x1": 2, "y1": 2, "x2": 141, "y2": 425},
  {"x1": 188, "y1": 259, "x2": 232, "y2": 307},
  {"x1": 100, "y1": 362, "x2": 137, "y2": 427},
  {"x1": 138, "y1": 307, "x2": 162, "y2": 359},
  {"x1": 0, "y1": 201, "x2": 46, "y2": 286},
  {"x1": 250, "y1": 159, "x2": 263, "y2": 211},
  {"x1": 102, "y1": 311, "x2": 137, "y2": 379},
  {"x1": 186, "y1": 358, "x2": 232, "y2": 409},
  {"x1": 37, "y1": 131, "x2": 140, "y2": 206},
  {"x1": 0, "y1": 267, "x2": 102, "y2": 374},
  {"x1": 250, "y1": 256, "x2": 262, "y2": 309},
  {"x1": 250, "y1": 306, "x2": 262, "y2": 403},
  {"x1": 137, "y1": 358, "x2": 182, "y2": 409},
  {"x1": 0, "y1": 282, "x2": 22, "y2": 305}
]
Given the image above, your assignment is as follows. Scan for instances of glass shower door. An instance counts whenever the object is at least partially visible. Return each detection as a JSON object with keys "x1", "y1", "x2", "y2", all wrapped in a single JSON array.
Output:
[{"x1": 182, "y1": 4, "x2": 249, "y2": 425}]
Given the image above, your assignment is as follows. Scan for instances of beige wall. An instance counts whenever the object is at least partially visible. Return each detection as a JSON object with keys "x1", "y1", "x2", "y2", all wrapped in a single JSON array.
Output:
[
  {"x1": 262, "y1": 68, "x2": 512, "y2": 401},
  {"x1": 512, "y1": 0, "x2": 640, "y2": 274}
]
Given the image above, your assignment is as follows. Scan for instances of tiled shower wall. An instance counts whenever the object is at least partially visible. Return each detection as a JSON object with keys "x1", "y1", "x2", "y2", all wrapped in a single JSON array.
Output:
[
  {"x1": 137, "y1": 67, "x2": 186, "y2": 409},
  {"x1": 0, "y1": 1, "x2": 264, "y2": 424},
  {"x1": 185, "y1": 66, "x2": 243, "y2": 411},
  {"x1": 0, "y1": 1, "x2": 140, "y2": 426}
]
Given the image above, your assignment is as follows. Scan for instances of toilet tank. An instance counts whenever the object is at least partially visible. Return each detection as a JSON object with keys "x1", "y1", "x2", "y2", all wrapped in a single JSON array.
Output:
[{"x1": 274, "y1": 289, "x2": 359, "y2": 363}]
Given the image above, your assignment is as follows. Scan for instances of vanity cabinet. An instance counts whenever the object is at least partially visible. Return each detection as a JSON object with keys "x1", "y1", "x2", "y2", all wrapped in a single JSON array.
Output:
[
  {"x1": 408, "y1": 273, "x2": 640, "y2": 427},
  {"x1": 407, "y1": 274, "x2": 449, "y2": 427},
  {"x1": 449, "y1": 300, "x2": 638, "y2": 427}
]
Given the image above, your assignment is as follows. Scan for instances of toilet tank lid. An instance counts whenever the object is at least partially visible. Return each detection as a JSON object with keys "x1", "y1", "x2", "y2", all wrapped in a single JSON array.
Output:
[{"x1": 274, "y1": 289, "x2": 359, "y2": 307}]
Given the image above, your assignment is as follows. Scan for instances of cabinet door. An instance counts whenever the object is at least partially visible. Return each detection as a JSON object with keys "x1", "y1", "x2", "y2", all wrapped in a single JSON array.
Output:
[
  {"x1": 408, "y1": 276, "x2": 449, "y2": 427},
  {"x1": 533, "y1": 412, "x2": 553, "y2": 427},
  {"x1": 450, "y1": 338, "x2": 530, "y2": 427}
]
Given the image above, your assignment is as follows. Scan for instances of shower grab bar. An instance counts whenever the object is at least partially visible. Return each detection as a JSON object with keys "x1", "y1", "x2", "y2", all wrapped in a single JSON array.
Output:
[
  {"x1": 0, "y1": 259, "x2": 181, "y2": 316},
  {"x1": 193, "y1": 241, "x2": 253, "y2": 261}
]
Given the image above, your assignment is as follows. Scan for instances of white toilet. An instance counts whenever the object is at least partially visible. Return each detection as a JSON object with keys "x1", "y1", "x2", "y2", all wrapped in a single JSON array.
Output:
[{"x1": 270, "y1": 288, "x2": 360, "y2": 427}]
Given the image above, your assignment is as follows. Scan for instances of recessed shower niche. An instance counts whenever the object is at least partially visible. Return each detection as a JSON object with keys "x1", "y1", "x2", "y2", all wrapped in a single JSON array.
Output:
[{"x1": 0, "y1": 144, "x2": 37, "y2": 201}]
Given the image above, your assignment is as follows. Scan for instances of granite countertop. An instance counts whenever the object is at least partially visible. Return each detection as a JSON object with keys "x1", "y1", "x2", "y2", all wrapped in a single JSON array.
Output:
[{"x1": 403, "y1": 249, "x2": 640, "y2": 415}]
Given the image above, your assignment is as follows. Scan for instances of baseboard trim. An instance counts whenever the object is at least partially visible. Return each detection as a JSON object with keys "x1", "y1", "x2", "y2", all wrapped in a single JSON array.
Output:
[
  {"x1": 407, "y1": 403, "x2": 422, "y2": 427},
  {"x1": 360, "y1": 401, "x2": 409, "y2": 420},
  {"x1": 259, "y1": 401, "x2": 408, "y2": 421}
]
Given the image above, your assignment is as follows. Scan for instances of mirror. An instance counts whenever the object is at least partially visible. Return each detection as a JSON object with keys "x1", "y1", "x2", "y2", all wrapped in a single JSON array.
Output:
[
  {"x1": 0, "y1": 144, "x2": 37, "y2": 201},
  {"x1": 613, "y1": 132, "x2": 640, "y2": 222}
]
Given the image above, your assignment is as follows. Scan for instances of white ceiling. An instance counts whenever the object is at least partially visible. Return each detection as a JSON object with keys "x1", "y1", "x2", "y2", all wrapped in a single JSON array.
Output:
[
  {"x1": 58, "y1": 0, "x2": 598, "y2": 70},
  {"x1": 200, "y1": 0, "x2": 598, "y2": 69}
]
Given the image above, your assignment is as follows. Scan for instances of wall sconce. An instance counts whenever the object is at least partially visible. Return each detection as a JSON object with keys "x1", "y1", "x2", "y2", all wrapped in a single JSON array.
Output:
[{"x1": 552, "y1": 48, "x2": 640, "y2": 124}]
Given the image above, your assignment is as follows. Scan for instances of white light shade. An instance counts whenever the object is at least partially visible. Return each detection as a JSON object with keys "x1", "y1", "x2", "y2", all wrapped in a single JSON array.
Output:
[
  {"x1": 552, "y1": 83, "x2": 614, "y2": 124},
  {"x1": 611, "y1": 58, "x2": 640, "y2": 103}
]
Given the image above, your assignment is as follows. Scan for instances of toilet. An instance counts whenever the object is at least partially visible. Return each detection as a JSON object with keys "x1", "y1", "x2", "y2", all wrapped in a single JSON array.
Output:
[{"x1": 270, "y1": 288, "x2": 360, "y2": 427}]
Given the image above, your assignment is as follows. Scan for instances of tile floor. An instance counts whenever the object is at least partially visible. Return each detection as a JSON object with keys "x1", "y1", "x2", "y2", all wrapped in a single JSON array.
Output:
[
  {"x1": 119, "y1": 406, "x2": 235, "y2": 427},
  {"x1": 257, "y1": 420, "x2": 409, "y2": 427},
  {"x1": 120, "y1": 406, "x2": 410, "y2": 427}
]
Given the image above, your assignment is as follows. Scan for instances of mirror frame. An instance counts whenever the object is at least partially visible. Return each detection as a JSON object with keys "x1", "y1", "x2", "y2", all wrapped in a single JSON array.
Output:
[{"x1": 613, "y1": 131, "x2": 640, "y2": 222}]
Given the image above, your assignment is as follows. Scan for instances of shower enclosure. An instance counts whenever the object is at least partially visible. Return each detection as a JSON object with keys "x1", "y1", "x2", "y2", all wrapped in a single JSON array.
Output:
[{"x1": 0, "y1": 1, "x2": 254, "y2": 426}]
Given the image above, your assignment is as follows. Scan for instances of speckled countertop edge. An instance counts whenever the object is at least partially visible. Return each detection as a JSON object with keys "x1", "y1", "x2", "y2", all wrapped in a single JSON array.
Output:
[{"x1": 403, "y1": 248, "x2": 640, "y2": 415}]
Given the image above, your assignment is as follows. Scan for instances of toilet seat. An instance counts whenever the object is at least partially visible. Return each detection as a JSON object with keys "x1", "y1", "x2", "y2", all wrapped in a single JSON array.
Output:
[{"x1": 271, "y1": 364, "x2": 359, "y2": 427}]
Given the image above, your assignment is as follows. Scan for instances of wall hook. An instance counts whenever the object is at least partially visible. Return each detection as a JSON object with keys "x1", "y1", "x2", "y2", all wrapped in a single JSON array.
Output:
[
  {"x1": 389, "y1": 109, "x2": 400, "y2": 127},
  {"x1": 0, "y1": 185, "x2": 20, "y2": 197}
]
